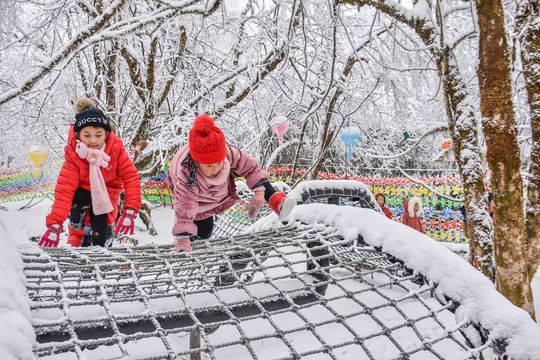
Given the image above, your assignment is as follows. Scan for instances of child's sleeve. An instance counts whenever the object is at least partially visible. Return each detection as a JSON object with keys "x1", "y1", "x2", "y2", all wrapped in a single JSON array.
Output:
[
  {"x1": 168, "y1": 169, "x2": 199, "y2": 236},
  {"x1": 117, "y1": 148, "x2": 142, "y2": 212},
  {"x1": 45, "y1": 151, "x2": 80, "y2": 226},
  {"x1": 229, "y1": 146, "x2": 269, "y2": 190}
]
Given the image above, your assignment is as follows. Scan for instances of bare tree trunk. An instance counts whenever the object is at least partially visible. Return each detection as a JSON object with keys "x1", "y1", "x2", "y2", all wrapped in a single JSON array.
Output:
[
  {"x1": 132, "y1": 35, "x2": 159, "y2": 145},
  {"x1": 312, "y1": 61, "x2": 354, "y2": 179},
  {"x1": 311, "y1": 128, "x2": 334, "y2": 180},
  {"x1": 517, "y1": 0, "x2": 540, "y2": 287},
  {"x1": 437, "y1": 53, "x2": 494, "y2": 281},
  {"x1": 475, "y1": 0, "x2": 535, "y2": 317},
  {"x1": 291, "y1": 100, "x2": 317, "y2": 182},
  {"x1": 93, "y1": 44, "x2": 105, "y2": 99},
  {"x1": 337, "y1": 0, "x2": 495, "y2": 283},
  {"x1": 105, "y1": 41, "x2": 119, "y2": 124},
  {"x1": 139, "y1": 201, "x2": 157, "y2": 236},
  {"x1": 119, "y1": 35, "x2": 158, "y2": 146},
  {"x1": 432, "y1": 0, "x2": 494, "y2": 281},
  {"x1": 76, "y1": 54, "x2": 90, "y2": 93}
]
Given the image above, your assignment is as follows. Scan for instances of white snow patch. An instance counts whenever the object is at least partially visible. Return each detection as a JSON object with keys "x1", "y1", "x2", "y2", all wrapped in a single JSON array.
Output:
[{"x1": 0, "y1": 218, "x2": 36, "y2": 359}]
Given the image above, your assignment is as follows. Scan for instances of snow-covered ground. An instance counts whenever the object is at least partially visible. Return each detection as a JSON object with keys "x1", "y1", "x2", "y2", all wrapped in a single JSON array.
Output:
[
  {"x1": 0, "y1": 213, "x2": 35, "y2": 359},
  {"x1": 0, "y1": 198, "x2": 173, "y2": 247},
  {"x1": 1, "y1": 198, "x2": 540, "y2": 360}
]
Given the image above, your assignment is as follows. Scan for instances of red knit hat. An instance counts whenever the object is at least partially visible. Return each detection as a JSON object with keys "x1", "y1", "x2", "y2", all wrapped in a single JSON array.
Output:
[{"x1": 189, "y1": 114, "x2": 226, "y2": 164}]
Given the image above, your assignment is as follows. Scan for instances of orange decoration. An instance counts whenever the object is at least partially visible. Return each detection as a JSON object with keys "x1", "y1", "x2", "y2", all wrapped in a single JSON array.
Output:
[{"x1": 440, "y1": 138, "x2": 452, "y2": 151}]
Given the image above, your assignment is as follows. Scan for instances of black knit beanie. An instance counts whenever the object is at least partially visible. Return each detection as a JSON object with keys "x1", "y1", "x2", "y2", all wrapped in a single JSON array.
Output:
[{"x1": 74, "y1": 107, "x2": 111, "y2": 133}]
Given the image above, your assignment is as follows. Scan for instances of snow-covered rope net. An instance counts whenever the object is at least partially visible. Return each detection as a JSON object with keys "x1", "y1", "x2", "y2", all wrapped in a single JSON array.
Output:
[
  {"x1": 212, "y1": 180, "x2": 380, "y2": 239},
  {"x1": 23, "y1": 225, "x2": 539, "y2": 359},
  {"x1": 20, "y1": 180, "x2": 540, "y2": 359},
  {"x1": 212, "y1": 181, "x2": 289, "y2": 238}
]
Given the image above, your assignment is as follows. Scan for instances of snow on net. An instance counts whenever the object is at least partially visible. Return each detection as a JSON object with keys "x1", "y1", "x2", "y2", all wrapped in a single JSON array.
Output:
[
  {"x1": 26, "y1": 224, "x2": 498, "y2": 360},
  {"x1": 213, "y1": 180, "x2": 380, "y2": 239},
  {"x1": 20, "y1": 180, "x2": 540, "y2": 359}
]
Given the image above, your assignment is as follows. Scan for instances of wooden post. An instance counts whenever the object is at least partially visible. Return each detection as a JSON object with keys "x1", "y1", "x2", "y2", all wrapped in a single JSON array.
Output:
[{"x1": 189, "y1": 326, "x2": 201, "y2": 360}]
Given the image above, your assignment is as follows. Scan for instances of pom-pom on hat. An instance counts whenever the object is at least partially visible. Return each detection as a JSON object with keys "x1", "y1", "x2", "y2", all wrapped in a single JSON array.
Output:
[
  {"x1": 73, "y1": 97, "x2": 111, "y2": 133},
  {"x1": 189, "y1": 114, "x2": 226, "y2": 164}
]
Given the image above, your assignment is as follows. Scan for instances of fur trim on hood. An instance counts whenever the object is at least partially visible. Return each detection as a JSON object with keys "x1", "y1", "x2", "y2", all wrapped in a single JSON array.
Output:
[{"x1": 407, "y1": 196, "x2": 423, "y2": 218}]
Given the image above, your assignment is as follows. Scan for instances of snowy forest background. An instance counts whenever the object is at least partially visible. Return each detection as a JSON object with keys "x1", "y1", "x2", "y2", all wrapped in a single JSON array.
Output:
[
  {"x1": 0, "y1": 0, "x2": 538, "y2": 319},
  {"x1": 0, "y1": 0, "x2": 485, "y2": 173}
]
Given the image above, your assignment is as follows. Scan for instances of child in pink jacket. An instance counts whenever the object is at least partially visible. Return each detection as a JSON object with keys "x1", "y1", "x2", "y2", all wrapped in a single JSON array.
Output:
[{"x1": 168, "y1": 114, "x2": 296, "y2": 252}]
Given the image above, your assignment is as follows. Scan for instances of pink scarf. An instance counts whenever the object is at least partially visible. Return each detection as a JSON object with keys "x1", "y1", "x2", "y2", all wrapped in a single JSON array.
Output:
[{"x1": 75, "y1": 141, "x2": 114, "y2": 215}]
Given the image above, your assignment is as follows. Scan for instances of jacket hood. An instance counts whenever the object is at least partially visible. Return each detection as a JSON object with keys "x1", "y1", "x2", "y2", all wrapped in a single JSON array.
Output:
[{"x1": 407, "y1": 196, "x2": 423, "y2": 218}]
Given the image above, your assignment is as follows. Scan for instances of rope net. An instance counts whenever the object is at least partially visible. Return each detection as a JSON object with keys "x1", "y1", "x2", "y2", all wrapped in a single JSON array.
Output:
[
  {"x1": 22, "y1": 180, "x2": 501, "y2": 359},
  {"x1": 25, "y1": 225, "x2": 497, "y2": 359},
  {"x1": 212, "y1": 181, "x2": 379, "y2": 239}
]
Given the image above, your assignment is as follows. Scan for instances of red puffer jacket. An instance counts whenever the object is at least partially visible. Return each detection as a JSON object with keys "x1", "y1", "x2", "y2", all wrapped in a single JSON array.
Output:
[{"x1": 46, "y1": 126, "x2": 141, "y2": 226}]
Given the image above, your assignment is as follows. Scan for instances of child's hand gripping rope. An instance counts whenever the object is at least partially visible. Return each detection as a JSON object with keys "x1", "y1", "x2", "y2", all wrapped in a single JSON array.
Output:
[{"x1": 245, "y1": 190, "x2": 265, "y2": 220}]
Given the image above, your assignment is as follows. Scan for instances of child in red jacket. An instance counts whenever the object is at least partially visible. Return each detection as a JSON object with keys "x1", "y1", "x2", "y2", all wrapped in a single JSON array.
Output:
[
  {"x1": 401, "y1": 197, "x2": 424, "y2": 233},
  {"x1": 39, "y1": 98, "x2": 141, "y2": 248},
  {"x1": 168, "y1": 114, "x2": 296, "y2": 252},
  {"x1": 375, "y1": 192, "x2": 392, "y2": 219}
]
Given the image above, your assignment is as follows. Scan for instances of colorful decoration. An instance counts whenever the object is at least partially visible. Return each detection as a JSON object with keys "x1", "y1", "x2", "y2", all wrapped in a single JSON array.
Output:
[
  {"x1": 266, "y1": 166, "x2": 466, "y2": 243},
  {"x1": 267, "y1": 166, "x2": 462, "y2": 186},
  {"x1": 432, "y1": 138, "x2": 454, "y2": 163},
  {"x1": 340, "y1": 127, "x2": 361, "y2": 158},
  {"x1": 440, "y1": 138, "x2": 452, "y2": 151},
  {"x1": 27, "y1": 146, "x2": 49, "y2": 178},
  {"x1": 0, "y1": 171, "x2": 55, "y2": 203},
  {"x1": 141, "y1": 180, "x2": 171, "y2": 206},
  {"x1": 271, "y1": 116, "x2": 289, "y2": 145},
  {"x1": 403, "y1": 131, "x2": 411, "y2": 142},
  {"x1": 1, "y1": 163, "x2": 467, "y2": 244}
]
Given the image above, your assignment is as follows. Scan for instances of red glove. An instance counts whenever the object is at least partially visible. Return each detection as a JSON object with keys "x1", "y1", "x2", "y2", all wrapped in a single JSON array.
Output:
[
  {"x1": 115, "y1": 208, "x2": 137, "y2": 236},
  {"x1": 245, "y1": 190, "x2": 264, "y2": 220},
  {"x1": 38, "y1": 224, "x2": 63, "y2": 248},
  {"x1": 173, "y1": 237, "x2": 192, "y2": 253}
]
